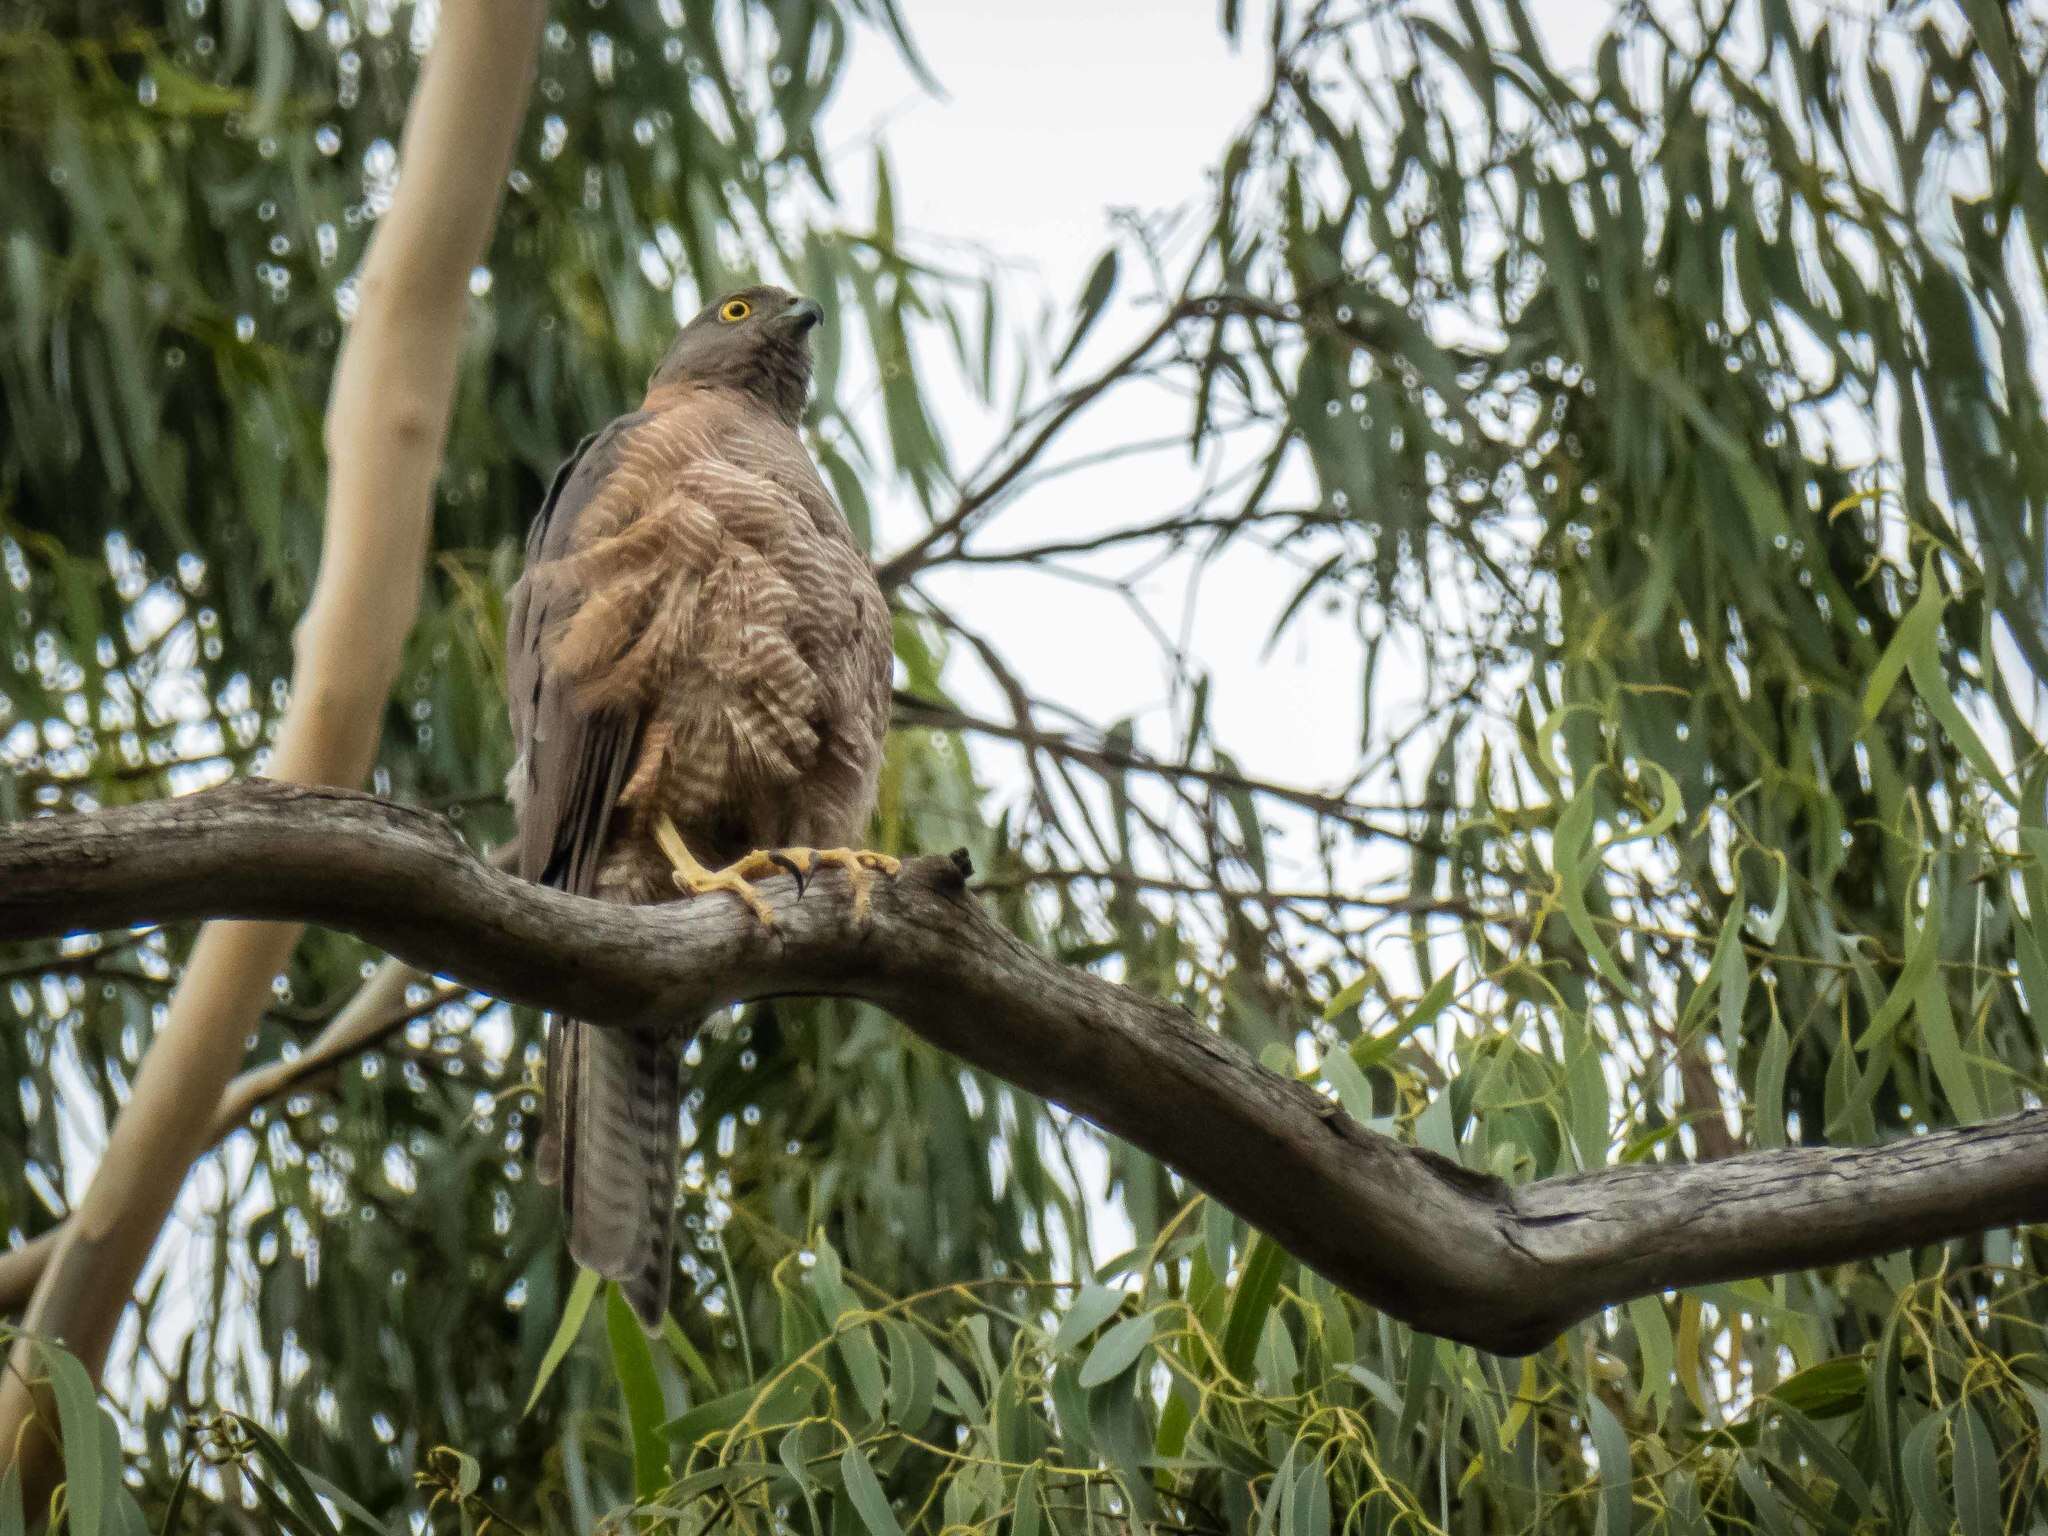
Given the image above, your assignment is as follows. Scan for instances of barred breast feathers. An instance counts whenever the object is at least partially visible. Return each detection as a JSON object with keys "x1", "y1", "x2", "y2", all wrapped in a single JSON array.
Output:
[{"x1": 528, "y1": 385, "x2": 884, "y2": 817}]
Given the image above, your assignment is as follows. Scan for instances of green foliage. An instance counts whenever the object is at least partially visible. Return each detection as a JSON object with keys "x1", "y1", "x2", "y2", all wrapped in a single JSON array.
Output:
[{"x1": 4, "y1": 0, "x2": 2048, "y2": 1531}]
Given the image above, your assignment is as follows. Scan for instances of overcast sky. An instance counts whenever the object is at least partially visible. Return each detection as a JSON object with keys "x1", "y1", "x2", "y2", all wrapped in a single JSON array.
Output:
[
  {"x1": 813, "y1": 1, "x2": 1621, "y2": 835},
  {"x1": 832, "y1": 0, "x2": 1613, "y2": 296}
]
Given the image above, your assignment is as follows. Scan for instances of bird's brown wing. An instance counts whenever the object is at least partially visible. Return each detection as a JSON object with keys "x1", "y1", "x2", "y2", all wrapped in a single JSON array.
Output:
[
  {"x1": 506, "y1": 417, "x2": 649, "y2": 897},
  {"x1": 539, "y1": 390, "x2": 893, "y2": 858},
  {"x1": 506, "y1": 416, "x2": 663, "y2": 1263}
]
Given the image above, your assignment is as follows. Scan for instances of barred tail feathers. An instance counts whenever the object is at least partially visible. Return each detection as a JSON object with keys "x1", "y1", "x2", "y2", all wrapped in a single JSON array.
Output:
[{"x1": 544, "y1": 1016, "x2": 688, "y2": 1332}]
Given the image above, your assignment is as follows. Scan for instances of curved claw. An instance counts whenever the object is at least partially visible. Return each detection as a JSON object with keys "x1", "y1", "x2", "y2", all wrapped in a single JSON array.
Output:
[{"x1": 767, "y1": 851, "x2": 808, "y2": 897}]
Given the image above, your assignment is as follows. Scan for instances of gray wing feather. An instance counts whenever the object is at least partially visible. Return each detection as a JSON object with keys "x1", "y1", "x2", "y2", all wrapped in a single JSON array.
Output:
[
  {"x1": 506, "y1": 420, "x2": 646, "y2": 894},
  {"x1": 508, "y1": 417, "x2": 682, "y2": 1328},
  {"x1": 560, "y1": 1020, "x2": 684, "y2": 1326}
]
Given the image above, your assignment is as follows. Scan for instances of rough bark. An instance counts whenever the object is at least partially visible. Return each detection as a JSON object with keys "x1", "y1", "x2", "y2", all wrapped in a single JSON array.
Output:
[
  {"x1": 6, "y1": 781, "x2": 2044, "y2": 1357},
  {"x1": 0, "y1": 0, "x2": 546, "y2": 1467}
]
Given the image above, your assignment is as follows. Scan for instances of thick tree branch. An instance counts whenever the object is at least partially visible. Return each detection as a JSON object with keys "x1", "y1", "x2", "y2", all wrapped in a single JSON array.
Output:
[
  {"x1": 5, "y1": 782, "x2": 2045, "y2": 1356},
  {"x1": 0, "y1": 848, "x2": 519, "y2": 1310}
]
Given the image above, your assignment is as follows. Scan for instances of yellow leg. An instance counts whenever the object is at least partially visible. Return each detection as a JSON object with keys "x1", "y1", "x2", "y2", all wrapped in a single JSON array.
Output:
[
  {"x1": 652, "y1": 818, "x2": 901, "y2": 926},
  {"x1": 652, "y1": 815, "x2": 780, "y2": 928}
]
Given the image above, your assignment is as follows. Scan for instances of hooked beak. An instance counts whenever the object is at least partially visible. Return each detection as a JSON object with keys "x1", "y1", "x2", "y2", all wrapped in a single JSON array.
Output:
[{"x1": 783, "y1": 296, "x2": 825, "y2": 332}]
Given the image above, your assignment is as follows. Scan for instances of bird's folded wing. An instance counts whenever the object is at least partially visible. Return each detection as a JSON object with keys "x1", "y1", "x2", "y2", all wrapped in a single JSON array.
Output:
[{"x1": 505, "y1": 418, "x2": 648, "y2": 894}]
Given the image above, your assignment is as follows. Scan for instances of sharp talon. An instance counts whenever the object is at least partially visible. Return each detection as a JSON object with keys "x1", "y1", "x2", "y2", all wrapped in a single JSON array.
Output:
[{"x1": 769, "y1": 852, "x2": 807, "y2": 896}]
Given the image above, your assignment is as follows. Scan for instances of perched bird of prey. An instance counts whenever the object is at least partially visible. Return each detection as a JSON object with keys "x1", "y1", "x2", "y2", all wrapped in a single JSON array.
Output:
[{"x1": 504, "y1": 285, "x2": 896, "y2": 1328}]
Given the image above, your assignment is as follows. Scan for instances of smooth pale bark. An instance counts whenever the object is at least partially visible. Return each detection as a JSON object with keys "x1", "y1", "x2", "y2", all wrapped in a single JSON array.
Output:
[
  {"x1": 5, "y1": 782, "x2": 2044, "y2": 1356},
  {"x1": 0, "y1": 0, "x2": 545, "y2": 1471}
]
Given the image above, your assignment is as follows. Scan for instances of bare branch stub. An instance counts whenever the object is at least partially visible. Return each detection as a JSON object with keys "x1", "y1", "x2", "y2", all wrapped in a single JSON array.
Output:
[{"x1": 4, "y1": 782, "x2": 2046, "y2": 1356}]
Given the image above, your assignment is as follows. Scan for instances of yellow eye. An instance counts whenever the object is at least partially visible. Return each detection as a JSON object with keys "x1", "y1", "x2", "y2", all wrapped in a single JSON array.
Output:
[{"x1": 718, "y1": 298, "x2": 752, "y2": 323}]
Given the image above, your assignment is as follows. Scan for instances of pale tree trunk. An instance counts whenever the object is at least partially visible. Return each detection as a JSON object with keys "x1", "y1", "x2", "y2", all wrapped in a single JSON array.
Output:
[{"x1": 0, "y1": 0, "x2": 544, "y2": 1476}]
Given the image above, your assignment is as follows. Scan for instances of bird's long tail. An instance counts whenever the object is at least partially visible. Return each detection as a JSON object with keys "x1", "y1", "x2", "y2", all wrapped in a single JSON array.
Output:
[{"x1": 538, "y1": 1016, "x2": 689, "y2": 1331}]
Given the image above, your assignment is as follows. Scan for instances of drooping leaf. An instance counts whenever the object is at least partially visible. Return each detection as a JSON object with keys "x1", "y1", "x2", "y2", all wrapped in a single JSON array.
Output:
[
  {"x1": 1052, "y1": 249, "x2": 1119, "y2": 374},
  {"x1": 839, "y1": 1445, "x2": 905, "y2": 1536},
  {"x1": 1077, "y1": 1313, "x2": 1156, "y2": 1390},
  {"x1": 605, "y1": 1284, "x2": 670, "y2": 1502},
  {"x1": 523, "y1": 1265, "x2": 602, "y2": 1416}
]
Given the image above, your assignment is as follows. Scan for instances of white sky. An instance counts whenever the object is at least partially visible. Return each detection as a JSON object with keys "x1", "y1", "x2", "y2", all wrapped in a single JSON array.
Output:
[
  {"x1": 821, "y1": 0, "x2": 1621, "y2": 806},
  {"x1": 830, "y1": 0, "x2": 1271, "y2": 300}
]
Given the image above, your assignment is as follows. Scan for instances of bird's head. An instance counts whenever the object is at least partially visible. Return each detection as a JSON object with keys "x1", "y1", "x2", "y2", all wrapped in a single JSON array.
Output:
[{"x1": 648, "y1": 284, "x2": 824, "y2": 426}]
